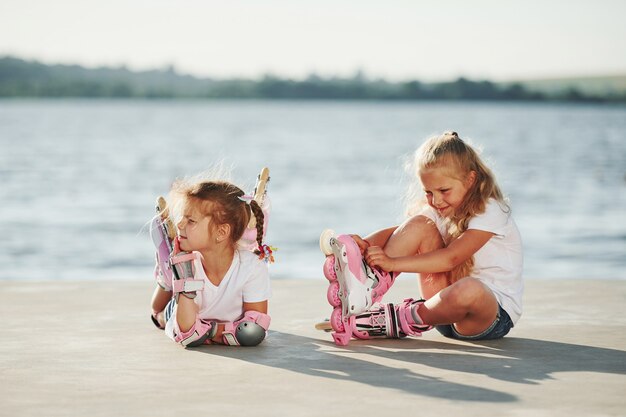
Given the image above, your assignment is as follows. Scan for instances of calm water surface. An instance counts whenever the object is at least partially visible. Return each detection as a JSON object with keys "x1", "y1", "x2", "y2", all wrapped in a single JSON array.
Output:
[{"x1": 1, "y1": 99, "x2": 625, "y2": 280}]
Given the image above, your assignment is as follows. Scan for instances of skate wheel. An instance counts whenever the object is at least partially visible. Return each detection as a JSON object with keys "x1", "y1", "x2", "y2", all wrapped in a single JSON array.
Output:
[
  {"x1": 319, "y1": 229, "x2": 335, "y2": 256},
  {"x1": 326, "y1": 281, "x2": 341, "y2": 307},
  {"x1": 322, "y1": 256, "x2": 337, "y2": 281},
  {"x1": 330, "y1": 308, "x2": 345, "y2": 333},
  {"x1": 156, "y1": 196, "x2": 168, "y2": 216}
]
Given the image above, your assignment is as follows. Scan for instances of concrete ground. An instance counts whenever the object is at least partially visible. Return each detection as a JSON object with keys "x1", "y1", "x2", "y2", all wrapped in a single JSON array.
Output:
[{"x1": 1, "y1": 278, "x2": 624, "y2": 417}]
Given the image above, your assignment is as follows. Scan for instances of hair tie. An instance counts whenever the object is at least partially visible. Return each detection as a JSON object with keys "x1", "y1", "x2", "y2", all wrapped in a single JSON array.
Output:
[
  {"x1": 238, "y1": 195, "x2": 254, "y2": 205},
  {"x1": 257, "y1": 244, "x2": 277, "y2": 264}
]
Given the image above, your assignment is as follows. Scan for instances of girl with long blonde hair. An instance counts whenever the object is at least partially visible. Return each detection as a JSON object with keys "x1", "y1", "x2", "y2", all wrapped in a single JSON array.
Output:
[{"x1": 321, "y1": 132, "x2": 523, "y2": 344}]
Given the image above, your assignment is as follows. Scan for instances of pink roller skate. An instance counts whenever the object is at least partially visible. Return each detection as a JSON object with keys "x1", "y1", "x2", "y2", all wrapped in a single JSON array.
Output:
[
  {"x1": 150, "y1": 196, "x2": 177, "y2": 291},
  {"x1": 353, "y1": 299, "x2": 433, "y2": 339},
  {"x1": 239, "y1": 167, "x2": 271, "y2": 252},
  {"x1": 320, "y1": 229, "x2": 395, "y2": 346}
]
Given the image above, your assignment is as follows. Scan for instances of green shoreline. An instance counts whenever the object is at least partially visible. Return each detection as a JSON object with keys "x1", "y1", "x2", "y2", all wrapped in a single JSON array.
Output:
[{"x1": 2, "y1": 56, "x2": 625, "y2": 102}]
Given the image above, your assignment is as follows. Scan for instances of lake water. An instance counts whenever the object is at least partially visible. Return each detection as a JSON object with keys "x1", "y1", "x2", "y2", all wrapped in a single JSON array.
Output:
[{"x1": 1, "y1": 99, "x2": 625, "y2": 281}]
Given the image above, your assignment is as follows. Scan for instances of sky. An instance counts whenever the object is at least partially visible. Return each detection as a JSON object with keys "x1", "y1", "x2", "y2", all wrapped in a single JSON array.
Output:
[{"x1": 1, "y1": 0, "x2": 625, "y2": 81}]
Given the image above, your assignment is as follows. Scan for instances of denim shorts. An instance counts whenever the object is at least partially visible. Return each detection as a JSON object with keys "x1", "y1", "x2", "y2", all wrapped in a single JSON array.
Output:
[{"x1": 436, "y1": 304, "x2": 513, "y2": 341}]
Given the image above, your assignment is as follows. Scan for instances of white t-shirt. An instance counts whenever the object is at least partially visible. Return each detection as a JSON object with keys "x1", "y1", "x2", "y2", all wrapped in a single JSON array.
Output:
[
  {"x1": 165, "y1": 249, "x2": 271, "y2": 339},
  {"x1": 421, "y1": 199, "x2": 524, "y2": 324}
]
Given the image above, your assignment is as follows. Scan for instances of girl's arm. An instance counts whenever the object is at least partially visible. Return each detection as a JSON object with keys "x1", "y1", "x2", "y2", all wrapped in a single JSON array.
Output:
[
  {"x1": 364, "y1": 226, "x2": 398, "y2": 246},
  {"x1": 351, "y1": 226, "x2": 398, "y2": 253},
  {"x1": 176, "y1": 295, "x2": 200, "y2": 332},
  {"x1": 366, "y1": 229, "x2": 494, "y2": 273},
  {"x1": 210, "y1": 300, "x2": 268, "y2": 343},
  {"x1": 170, "y1": 237, "x2": 202, "y2": 332},
  {"x1": 242, "y1": 300, "x2": 269, "y2": 314}
]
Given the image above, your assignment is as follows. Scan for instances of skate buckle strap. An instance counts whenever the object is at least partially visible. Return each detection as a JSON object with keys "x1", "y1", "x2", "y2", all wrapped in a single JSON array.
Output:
[{"x1": 398, "y1": 298, "x2": 432, "y2": 335}]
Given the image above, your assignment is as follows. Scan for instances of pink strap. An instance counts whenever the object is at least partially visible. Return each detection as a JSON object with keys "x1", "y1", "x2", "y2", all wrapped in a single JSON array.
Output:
[
  {"x1": 172, "y1": 279, "x2": 204, "y2": 294},
  {"x1": 221, "y1": 311, "x2": 272, "y2": 345},
  {"x1": 170, "y1": 252, "x2": 197, "y2": 265},
  {"x1": 174, "y1": 318, "x2": 216, "y2": 347},
  {"x1": 246, "y1": 311, "x2": 271, "y2": 330}
]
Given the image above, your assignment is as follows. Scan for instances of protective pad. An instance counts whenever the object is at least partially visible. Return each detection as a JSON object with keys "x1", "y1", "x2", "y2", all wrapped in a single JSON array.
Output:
[
  {"x1": 222, "y1": 311, "x2": 271, "y2": 346},
  {"x1": 173, "y1": 316, "x2": 218, "y2": 348},
  {"x1": 170, "y1": 252, "x2": 204, "y2": 297}
]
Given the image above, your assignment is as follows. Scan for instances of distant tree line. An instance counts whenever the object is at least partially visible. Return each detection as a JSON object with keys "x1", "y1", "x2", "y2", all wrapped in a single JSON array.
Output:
[{"x1": 0, "y1": 56, "x2": 624, "y2": 102}]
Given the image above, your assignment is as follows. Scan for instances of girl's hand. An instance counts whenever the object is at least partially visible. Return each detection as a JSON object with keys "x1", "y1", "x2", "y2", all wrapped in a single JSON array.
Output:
[
  {"x1": 350, "y1": 234, "x2": 370, "y2": 255},
  {"x1": 365, "y1": 246, "x2": 395, "y2": 272}
]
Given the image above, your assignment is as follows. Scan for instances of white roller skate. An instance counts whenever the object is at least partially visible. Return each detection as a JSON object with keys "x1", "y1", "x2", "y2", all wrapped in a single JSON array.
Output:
[{"x1": 320, "y1": 229, "x2": 395, "y2": 346}]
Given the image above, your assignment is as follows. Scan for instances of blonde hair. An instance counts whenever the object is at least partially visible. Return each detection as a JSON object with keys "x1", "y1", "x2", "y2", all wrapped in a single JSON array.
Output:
[
  {"x1": 408, "y1": 131, "x2": 507, "y2": 282},
  {"x1": 168, "y1": 179, "x2": 264, "y2": 254}
]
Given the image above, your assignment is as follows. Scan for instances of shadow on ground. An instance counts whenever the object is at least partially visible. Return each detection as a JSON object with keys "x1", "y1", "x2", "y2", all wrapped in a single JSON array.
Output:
[
  {"x1": 190, "y1": 332, "x2": 625, "y2": 402},
  {"x1": 369, "y1": 336, "x2": 626, "y2": 385}
]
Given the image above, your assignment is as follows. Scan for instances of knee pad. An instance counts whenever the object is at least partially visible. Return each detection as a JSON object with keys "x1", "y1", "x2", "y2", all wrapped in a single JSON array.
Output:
[
  {"x1": 174, "y1": 316, "x2": 218, "y2": 348},
  {"x1": 222, "y1": 311, "x2": 271, "y2": 346}
]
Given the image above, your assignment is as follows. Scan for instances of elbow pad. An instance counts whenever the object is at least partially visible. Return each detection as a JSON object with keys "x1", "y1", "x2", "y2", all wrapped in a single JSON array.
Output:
[
  {"x1": 222, "y1": 311, "x2": 271, "y2": 346},
  {"x1": 173, "y1": 316, "x2": 218, "y2": 348}
]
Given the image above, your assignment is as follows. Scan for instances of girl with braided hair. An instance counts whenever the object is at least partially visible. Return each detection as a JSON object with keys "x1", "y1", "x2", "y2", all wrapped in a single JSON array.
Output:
[{"x1": 150, "y1": 171, "x2": 273, "y2": 347}]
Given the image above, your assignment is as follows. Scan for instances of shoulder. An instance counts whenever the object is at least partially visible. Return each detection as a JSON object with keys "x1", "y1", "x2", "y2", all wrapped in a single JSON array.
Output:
[
  {"x1": 468, "y1": 199, "x2": 511, "y2": 234},
  {"x1": 238, "y1": 249, "x2": 259, "y2": 262},
  {"x1": 236, "y1": 250, "x2": 269, "y2": 274},
  {"x1": 484, "y1": 199, "x2": 510, "y2": 218},
  {"x1": 235, "y1": 250, "x2": 271, "y2": 301}
]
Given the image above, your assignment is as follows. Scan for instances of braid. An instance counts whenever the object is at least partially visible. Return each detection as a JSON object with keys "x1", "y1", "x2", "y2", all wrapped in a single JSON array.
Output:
[{"x1": 249, "y1": 199, "x2": 265, "y2": 255}]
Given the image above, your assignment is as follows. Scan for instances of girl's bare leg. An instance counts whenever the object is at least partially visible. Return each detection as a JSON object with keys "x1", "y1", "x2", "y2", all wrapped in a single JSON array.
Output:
[
  {"x1": 382, "y1": 215, "x2": 448, "y2": 298},
  {"x1": 151, "y1": 286, "x2": 172, "y2": 315},
  {"x1": 374, "y1": 215, "x2": 499, "y2": 336},
  {"x1": 151, "y1": 286, "x2": 172, "y2": 328},
  {"x1": 419, "y1": 277, "x2": 499, "y2": 336}
]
